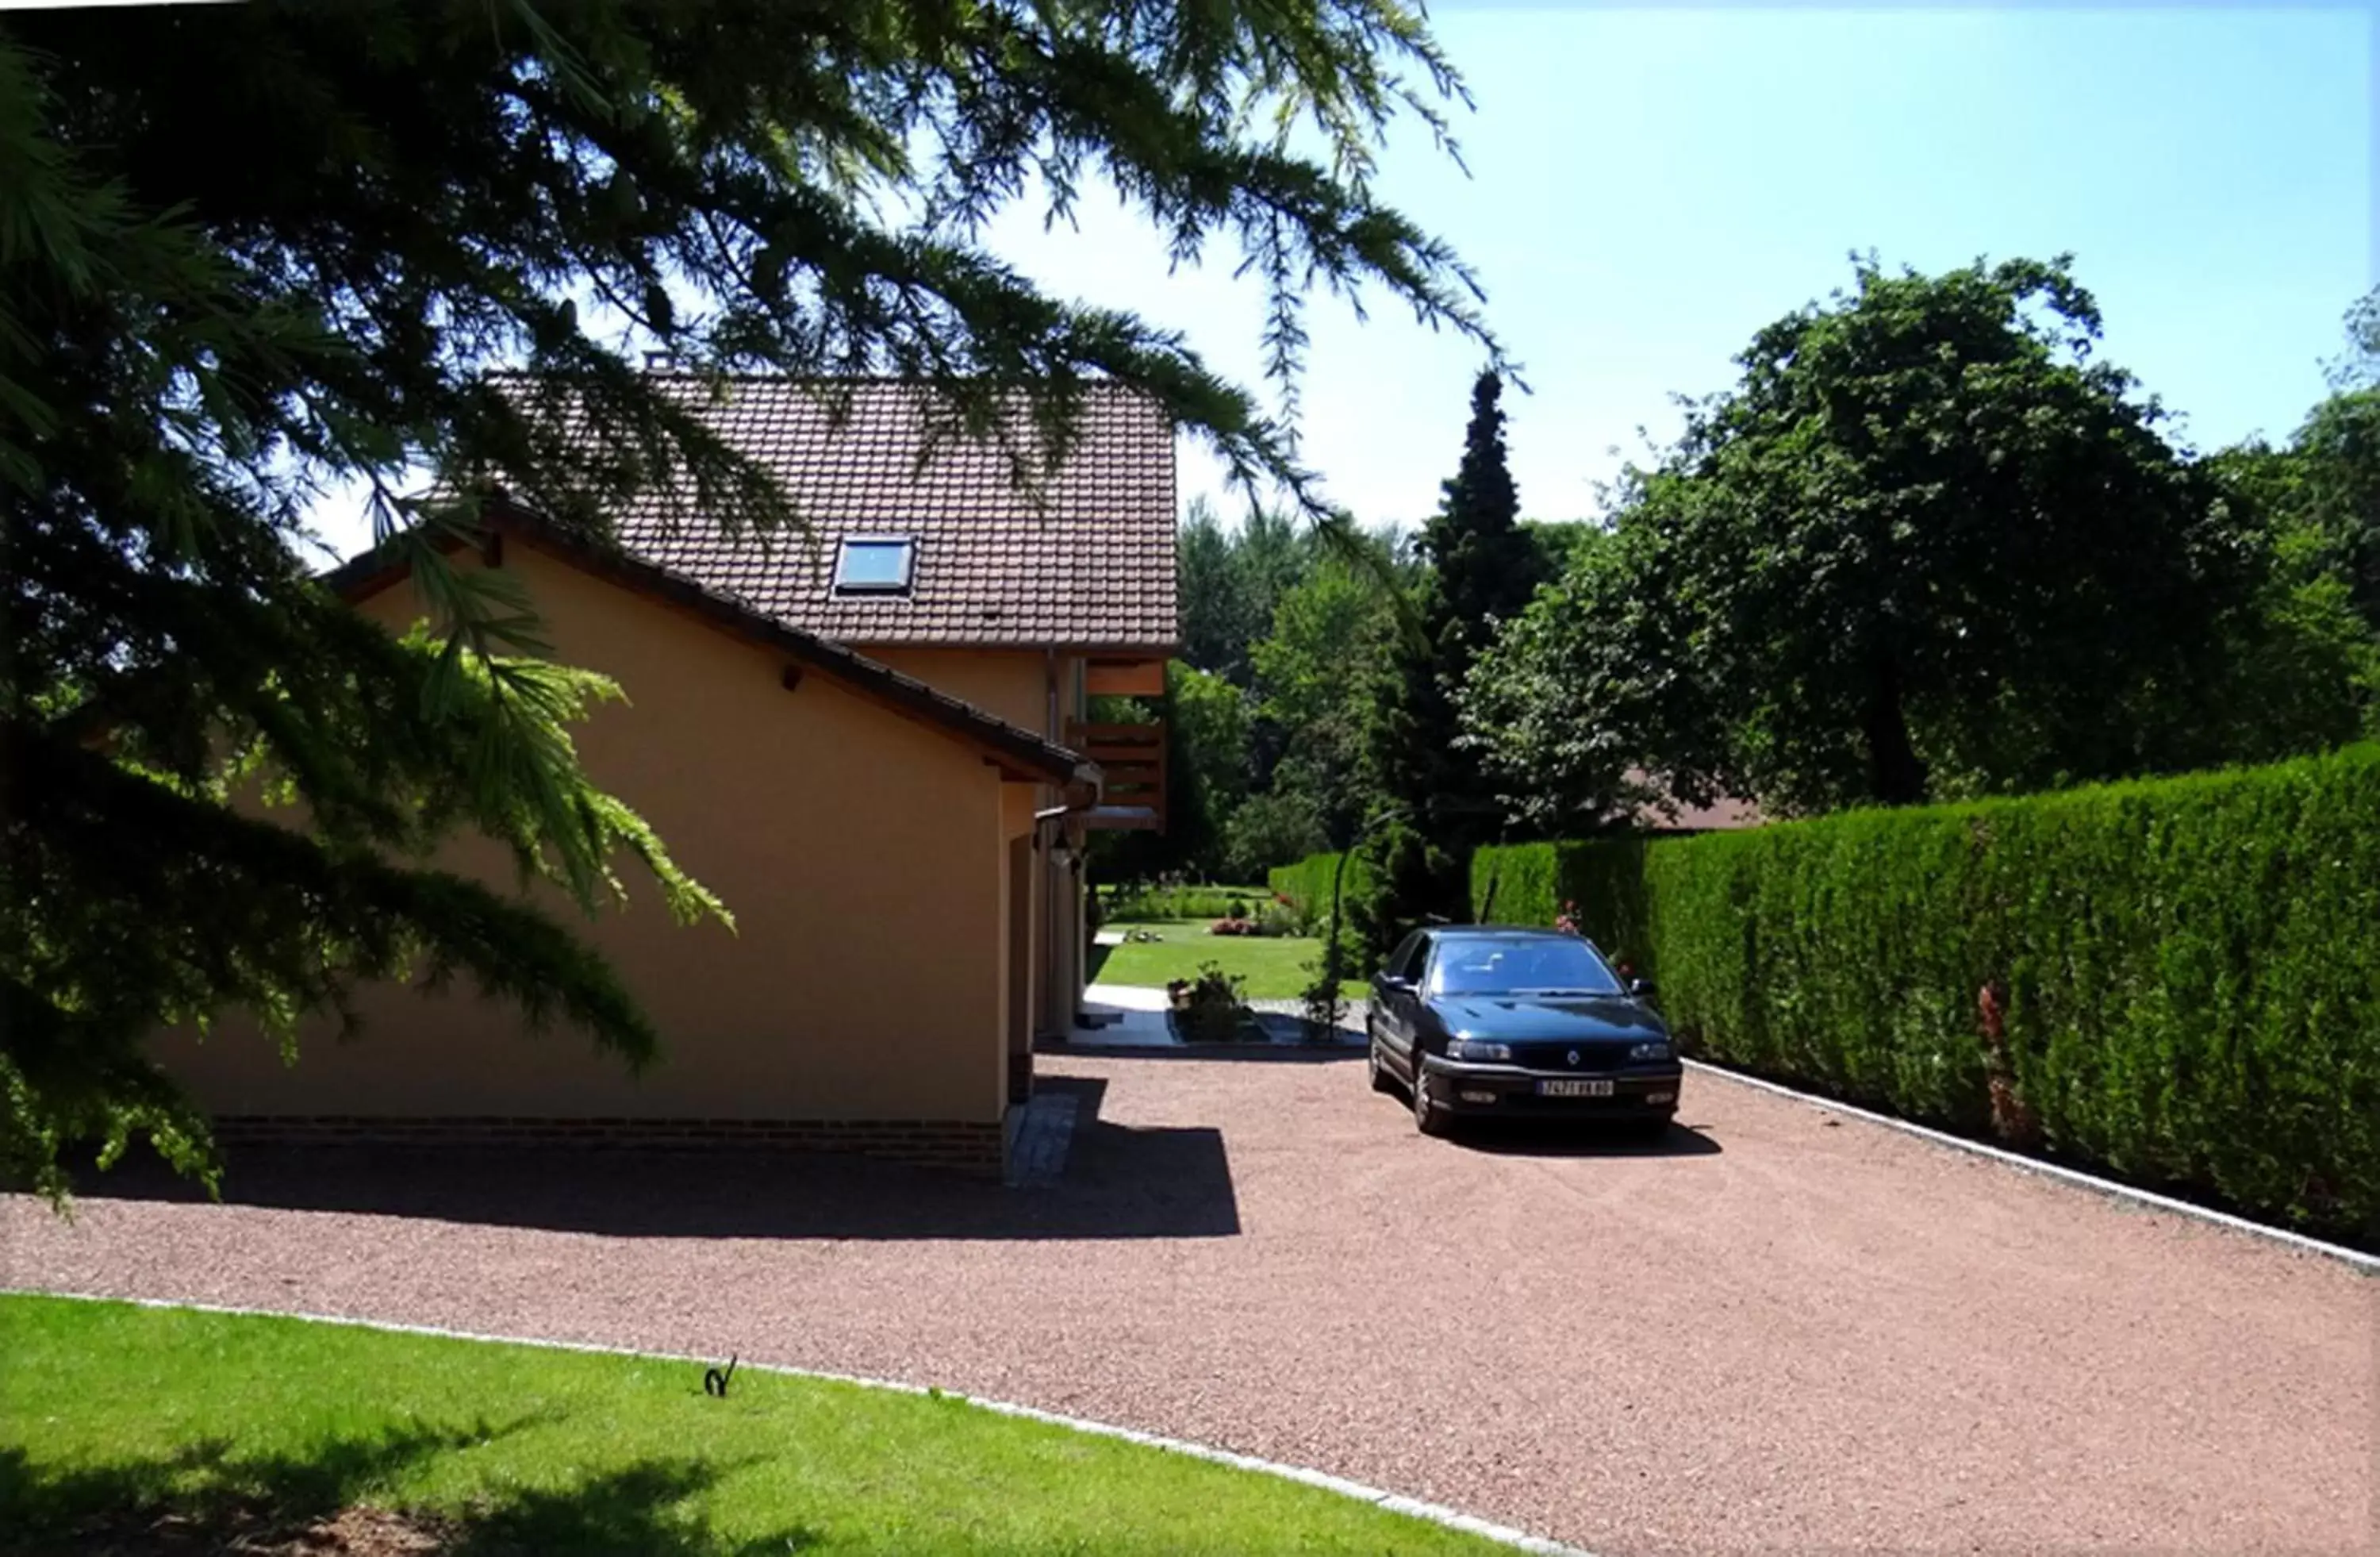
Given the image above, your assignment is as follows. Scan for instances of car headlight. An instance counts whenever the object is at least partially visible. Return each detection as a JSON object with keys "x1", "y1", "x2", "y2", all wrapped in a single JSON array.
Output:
[
  {"x1": 1629, "y1": 1040, "x2": 1673, "y2": 1062},
  {"x1": 1445, "y1": 1039, "x2": 1513, "y2": 1063}
]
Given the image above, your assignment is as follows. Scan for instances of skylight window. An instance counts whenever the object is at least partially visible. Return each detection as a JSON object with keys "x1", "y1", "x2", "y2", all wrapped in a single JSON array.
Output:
[{"x1": 832, "y1": 536, "x2": 917, "y2": 595}]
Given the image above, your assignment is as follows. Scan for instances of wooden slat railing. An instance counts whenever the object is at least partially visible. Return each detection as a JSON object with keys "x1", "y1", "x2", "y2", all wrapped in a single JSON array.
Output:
[{"x1": 1068, "y1": 721, "x2": 1165, "y2": 831}]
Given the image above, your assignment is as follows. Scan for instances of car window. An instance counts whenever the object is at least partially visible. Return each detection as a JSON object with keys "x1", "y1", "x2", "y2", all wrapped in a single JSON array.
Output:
[
  {"x1": 1395, "y1": 933, "x2": 1434, "y2": 983},
  {"x1": 1426, "y1": 936, "x2": 1622, "y2": 998},
  {"x1": 1383, "y1": 932, "x2": 1424, "y2": 982}
]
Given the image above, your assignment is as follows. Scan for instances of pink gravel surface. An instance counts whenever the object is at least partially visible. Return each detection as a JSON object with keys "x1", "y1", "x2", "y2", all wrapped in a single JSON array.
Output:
[{"x1": 5, "y1": 1052, "x2": 2374, "y2": 1556}]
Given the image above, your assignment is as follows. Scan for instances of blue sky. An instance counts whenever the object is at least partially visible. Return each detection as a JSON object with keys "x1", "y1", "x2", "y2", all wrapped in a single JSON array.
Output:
[
  {"x1": 298, "y1": 6, "x2": 2371, "y2": 558},
  {"x1": 982, "y1": 3, "x2": 2373, "y2": 530}
]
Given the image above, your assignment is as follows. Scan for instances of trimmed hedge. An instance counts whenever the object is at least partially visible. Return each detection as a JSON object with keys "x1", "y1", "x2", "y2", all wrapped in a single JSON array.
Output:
[
  {"x1": 1471, "y1": 838, "x2": 1658, "y2": 970},
  {"x1": 1474, "y1": 747, "x2": 2380, "y2": 1244},
  {"x1": 1269, "y1": 851, "x2": 1373, "y2": 924}
]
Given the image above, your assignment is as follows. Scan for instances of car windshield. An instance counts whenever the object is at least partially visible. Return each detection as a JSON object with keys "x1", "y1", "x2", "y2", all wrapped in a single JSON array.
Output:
[{"x1": 1427, "y1": 936, "x2": 1623, "y2": 998}]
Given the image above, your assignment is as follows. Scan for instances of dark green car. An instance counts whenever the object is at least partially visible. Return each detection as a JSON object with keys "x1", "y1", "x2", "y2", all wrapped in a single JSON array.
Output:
[{"x1": 1367, "y1": 925, "x2": 1682, "y2": 1139}]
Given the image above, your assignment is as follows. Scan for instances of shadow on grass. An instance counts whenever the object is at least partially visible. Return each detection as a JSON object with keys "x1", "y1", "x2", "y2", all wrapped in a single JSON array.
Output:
[
  {"x1": 83, "y1": 1075, "x2": 1239, "y2": 1241},
  {"x1": 0, "y1": 1427, "x2": 818, "y2": 1555}
]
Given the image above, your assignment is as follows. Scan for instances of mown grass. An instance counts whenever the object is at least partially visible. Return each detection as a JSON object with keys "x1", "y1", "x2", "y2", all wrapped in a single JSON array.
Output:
[
  {"x1": 1091, "y1": 917, "x2": 1365, "y2": 1001},
  {"x1": 0, "y1": 1294, "x2": 1510, "y2": 1555}
]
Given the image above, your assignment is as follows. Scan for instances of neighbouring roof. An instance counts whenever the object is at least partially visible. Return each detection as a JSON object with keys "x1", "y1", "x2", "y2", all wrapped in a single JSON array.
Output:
[
  {"x1": 533, "y1": 375, "x2": 1179, "y2": 652},
  {"x1": 1658, "y1": 793, "x2": 1761, "y2": 831},
  {"x1": 328, "y1": 504, "x2": 1101, "y2": 790},
  {"x1": 1623, "y1": 771, "x2": 1762, "y2": 832}
]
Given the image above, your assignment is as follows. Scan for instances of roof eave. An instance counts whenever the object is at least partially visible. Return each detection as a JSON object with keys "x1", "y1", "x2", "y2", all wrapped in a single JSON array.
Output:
[{"x1": 328, "y1": 502, "x2": 1091, "y2": 789}]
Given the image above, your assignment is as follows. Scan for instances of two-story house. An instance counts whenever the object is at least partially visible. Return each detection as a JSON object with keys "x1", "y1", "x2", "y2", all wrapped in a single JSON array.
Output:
[{"x1": 154, "y1": 378, "x2": 1177, "y2": 1180}]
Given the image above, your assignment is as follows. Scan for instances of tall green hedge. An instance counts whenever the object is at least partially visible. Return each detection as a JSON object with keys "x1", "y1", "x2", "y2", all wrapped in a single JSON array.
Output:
[
  {"x1": 1476, "y1": 748, "x2": 2380, "y2": 1244},
  {"x1": 1471, "y1": 838, "x2": 1659, "y2": 970},
  {"x1": 1269, "y1": 851, "x2": 1373, "y2": 921}
]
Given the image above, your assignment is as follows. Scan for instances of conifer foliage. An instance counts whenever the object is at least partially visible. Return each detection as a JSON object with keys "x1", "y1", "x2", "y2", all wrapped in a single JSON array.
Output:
[
  {"x1": 1365, "y1": 369, "x2": 1543, "y2": 944},
  {"x1": 0, "y1": 1, "x2": 1492, "y2": 1199}
]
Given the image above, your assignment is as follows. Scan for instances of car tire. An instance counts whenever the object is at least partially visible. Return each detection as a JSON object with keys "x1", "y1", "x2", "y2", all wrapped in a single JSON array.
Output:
[
  {"x1": 1368, "y1": 1036, "x2": 1394, "y2": 1094},
  {"x1": 1411, "y1": 1066, "x2": 1451, "y2": 1137}
]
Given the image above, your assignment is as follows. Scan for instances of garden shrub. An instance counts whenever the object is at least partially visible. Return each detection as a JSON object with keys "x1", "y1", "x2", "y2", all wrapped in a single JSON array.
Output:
[
  {"x1": 1480, "y1": 747, "x2": 2380, "y2": 1244},
  {"x1": 1173, "y1": 962, "x2": 1251, "y2": 1044}
]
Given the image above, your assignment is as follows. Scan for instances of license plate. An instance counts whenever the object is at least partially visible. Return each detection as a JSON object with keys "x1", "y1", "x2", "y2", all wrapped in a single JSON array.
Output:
[{"x1": 1537, "y1": 1078, "x2": 1614, "y2": 1098}]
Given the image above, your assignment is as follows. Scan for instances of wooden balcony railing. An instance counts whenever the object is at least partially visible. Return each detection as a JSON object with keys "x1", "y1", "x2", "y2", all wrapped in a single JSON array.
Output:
[{"x1": 1069, "y1": 721, "x2": 1165, "y2": 831}]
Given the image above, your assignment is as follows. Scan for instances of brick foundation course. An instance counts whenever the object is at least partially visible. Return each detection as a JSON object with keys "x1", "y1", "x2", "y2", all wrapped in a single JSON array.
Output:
[{"x1": 209, "y1": 1115, "x2": 1005, "y2": 1178}]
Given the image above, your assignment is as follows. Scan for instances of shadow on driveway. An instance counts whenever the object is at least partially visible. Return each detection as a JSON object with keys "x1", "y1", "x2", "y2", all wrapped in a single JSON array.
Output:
[
  {"x1": 1050, "y1": 1040, "x2": 1365, "y2": 1063},
  {"x1": 1442, "y1": 1119, "x2": 1724, "y2": 1159},
  {"x1": 76, "y1": 1077, "x2": 1241, "y2": 1242}
]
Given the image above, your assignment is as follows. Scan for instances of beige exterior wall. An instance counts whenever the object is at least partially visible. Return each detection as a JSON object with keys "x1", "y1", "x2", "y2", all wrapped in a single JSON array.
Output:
[
  {"x1": 866, "y1": 648, "x2": 1052, "y2": 736},
  {"x1": 866, "y1": 645, "x2": 1088, "y2": 1039},
  {"x1": 156, "y1": 547, "x2": 1019, "y2": 1126}
]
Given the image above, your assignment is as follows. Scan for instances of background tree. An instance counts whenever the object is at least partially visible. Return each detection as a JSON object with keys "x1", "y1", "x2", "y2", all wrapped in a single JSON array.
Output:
[
  {"x1": 2282, "y1": 390, "x2": 2380, "y2": 636},
  {"x1": 1471, "y1": 256, "x2": 2308, "y2": 818},
  {"x1": 0, "y1": 0, "x2": 1497, "y2": 1199},
  {"x1": 1089, "y1": 662, "x2": 1250, "y2": 881},
  {"x1": 1460, "y1": 516, "x2": 1719, "y2": 832},
  {"x1": 1362, "y1": 368, "x2": 1543, "y2": 945},
  {"x1": 2325, "y1": 283, "x2": 2380, "y2": 393},
  {"x1": 1176, "y1": 500, "x2": 1316, "y2": 687},
  {"x1": 1246, "y1": 526, "x2": 1409, "y2": 853}
]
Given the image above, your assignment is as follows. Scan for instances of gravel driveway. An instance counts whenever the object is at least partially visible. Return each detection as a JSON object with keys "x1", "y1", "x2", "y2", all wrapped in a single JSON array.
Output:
[{"x1": 6, "y1": 1051, "x2": 2372, "y2": 1555}]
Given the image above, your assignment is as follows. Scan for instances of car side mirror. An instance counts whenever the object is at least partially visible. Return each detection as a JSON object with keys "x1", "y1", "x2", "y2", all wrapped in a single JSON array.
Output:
[
  {"x1": 1630, "y1": 978, "x2": 1657, "y2": 1000},
  {"x1": 1377, "y1": 971, "x2": 1410, "y2": 992}
]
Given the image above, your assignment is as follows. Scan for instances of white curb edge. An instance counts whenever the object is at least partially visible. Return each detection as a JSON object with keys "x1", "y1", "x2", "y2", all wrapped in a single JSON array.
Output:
[
  {"x1": 4, "y1": 1288, "x2": 1596, "y2": 1557},
  {"x1": 1680, "y1": 1059, "x2": 2380, "y2": 1274}
]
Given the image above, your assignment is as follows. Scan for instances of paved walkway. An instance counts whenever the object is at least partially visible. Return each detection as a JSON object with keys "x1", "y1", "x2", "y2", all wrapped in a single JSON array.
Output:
[
  {"x1": 6, "y1": 1055, "x2": 2371, "y2": 1555},
  {"x1": 1073, "y1": 982, "x2": 1368, "y2": 1048}
]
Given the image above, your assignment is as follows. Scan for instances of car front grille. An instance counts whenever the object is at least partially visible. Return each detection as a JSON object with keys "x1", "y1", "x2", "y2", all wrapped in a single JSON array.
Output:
[{"x1": 1508, "y1": 1040, "x2": 1638, "y2": 1073}]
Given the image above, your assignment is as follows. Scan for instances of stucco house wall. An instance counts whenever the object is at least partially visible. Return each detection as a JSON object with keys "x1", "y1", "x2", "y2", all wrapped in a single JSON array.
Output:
[
  {"x1": 154, "y1": 547, "x2": 1018, "y2": 1166},
  {"x1": 868, "y1": 646, "x2": 1089, "y2": 1039}
]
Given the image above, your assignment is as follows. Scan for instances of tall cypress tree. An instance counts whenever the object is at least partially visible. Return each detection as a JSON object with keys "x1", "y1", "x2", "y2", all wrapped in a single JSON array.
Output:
[{"x1": 1364, "y1": 370, "x2": 1543, "y2": 947}]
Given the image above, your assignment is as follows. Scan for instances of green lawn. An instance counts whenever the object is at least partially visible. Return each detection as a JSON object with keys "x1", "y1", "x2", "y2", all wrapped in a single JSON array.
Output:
[
  {"x1": 1091, "y1": 917, "x2": 1365, "y2": 1001},
  {"x1": 0, "y1": 1295, "x2": 1507, "y2": 1555}
]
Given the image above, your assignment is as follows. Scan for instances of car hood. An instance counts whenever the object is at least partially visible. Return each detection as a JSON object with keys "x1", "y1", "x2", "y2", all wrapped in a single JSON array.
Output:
[{"x1": 1426, "y1": 994, "x2": 1666, "y2": 1040}]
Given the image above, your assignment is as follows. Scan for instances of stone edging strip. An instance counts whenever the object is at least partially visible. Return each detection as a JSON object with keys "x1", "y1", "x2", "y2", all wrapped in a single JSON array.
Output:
[
  {"x1": 6, "y1": 1290, "x2": 1596, "y2": 1557},
  {"x1": 1680, "y1": 1059, "x2": 2380, "y2": 1274}
]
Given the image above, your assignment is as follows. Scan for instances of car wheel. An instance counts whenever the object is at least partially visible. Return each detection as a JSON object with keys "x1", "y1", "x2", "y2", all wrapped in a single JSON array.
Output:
[
  {"x1": 1368, "y1": 1036, "x2": 1394, "y2": 1094},
  {"x1": 1411, "y1": 1065, "x2": 1450, "y2": 1138}
]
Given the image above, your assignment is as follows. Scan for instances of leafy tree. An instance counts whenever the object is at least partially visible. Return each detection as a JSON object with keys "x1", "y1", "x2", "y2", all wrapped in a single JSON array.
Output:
[
  {"x1": 2325, "y1": 283, "x2": 2380, "y2": 392},
  {"x1": 1520, "y1": 517, "x2": 1601, "y2": 579},
  {"x1": 1462, "y1": 515, "x2": 1711, "y2": 833},
  {"x1": 1364, "y1": 368, "x2": 1543, "y2": 943},
  {"x1": 1248, "y1": 532, "x2": 1407, "y2": 850},
  {"x1": 2202, "y1": 406, "x2": 2380, "y2": 744},
  {"x1": 1220, "y1": 792, "x2": 1327, "y2": 883},
  {"x1": 1176, "y1": 499, "x2": 1316, "y2": 686},
  {"x1": 1, "y1": 0, "x2": 1495, "y2": 1199},
  {"x1": 1473, "y1": 256, "x2": 2277, "y2": 817},
  {"x1": 2286, "y1": 390, "x2": 2380, "y2": 635},
  {"x1": 1153, "y1": 662, "x2": 1252, "y2": 878}
]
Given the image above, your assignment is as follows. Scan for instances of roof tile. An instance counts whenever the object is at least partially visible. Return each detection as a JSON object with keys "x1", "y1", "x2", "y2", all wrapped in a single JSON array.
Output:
[{"x1": 605, "y1": 378, "x2": 1179, "y2": 651}]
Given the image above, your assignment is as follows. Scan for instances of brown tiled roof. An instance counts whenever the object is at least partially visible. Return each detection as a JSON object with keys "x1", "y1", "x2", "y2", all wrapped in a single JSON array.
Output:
[
  {"x1": 1622, "y1": 769, "x2": 1763, "y2": 832},
  {"x1": 571, "y1": 376, "x2": 1179, "y2": 652},
  {"x1": 327, "y1": 506, "x2": 1100, "y2": 790}
]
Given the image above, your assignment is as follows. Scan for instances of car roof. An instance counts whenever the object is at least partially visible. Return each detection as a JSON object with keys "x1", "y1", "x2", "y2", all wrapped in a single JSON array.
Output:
[{"x1": 1430, "y1": 925, "x2": 1578, "y2": 939}]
